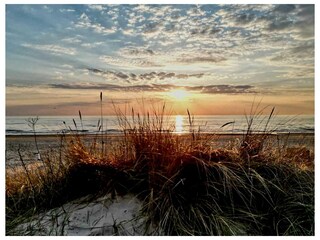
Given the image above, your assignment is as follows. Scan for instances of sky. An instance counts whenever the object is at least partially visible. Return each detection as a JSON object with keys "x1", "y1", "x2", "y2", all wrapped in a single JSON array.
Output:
[{"x1": 5, "y1": 4, "x2": 314, "y2": 116}]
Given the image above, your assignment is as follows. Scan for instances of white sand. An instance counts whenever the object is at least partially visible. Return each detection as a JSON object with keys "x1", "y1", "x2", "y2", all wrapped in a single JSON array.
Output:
[{"x1": 15, "y1": 194, "x2": 160, "y2": 236}]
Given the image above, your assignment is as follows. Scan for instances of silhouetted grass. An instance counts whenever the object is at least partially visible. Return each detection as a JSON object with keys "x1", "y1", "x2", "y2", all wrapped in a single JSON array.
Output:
[{"x1": 6, "y1": 102, "x2": 314, "y2": 236}]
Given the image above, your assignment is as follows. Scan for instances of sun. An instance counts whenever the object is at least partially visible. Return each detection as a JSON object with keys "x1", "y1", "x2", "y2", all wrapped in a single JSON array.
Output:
[{"x1": 168, "y1": 89, "x2": 189, "y2": 101}]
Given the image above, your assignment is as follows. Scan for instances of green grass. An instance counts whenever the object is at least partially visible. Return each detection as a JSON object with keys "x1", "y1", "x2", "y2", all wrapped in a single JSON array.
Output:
[{"x1": 6, "y1": 102, "x2": 314, "y2": 236}]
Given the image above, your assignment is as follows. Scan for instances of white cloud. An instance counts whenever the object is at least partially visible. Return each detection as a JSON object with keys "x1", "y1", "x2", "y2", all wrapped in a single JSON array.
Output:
[
  {"x1": 61, "y1": 36, "x2": 82, "y2": 44},
  {"x1": 280, "y1": 68, "x2": 314, "y2": 79},
  {"x1": 74, "y1": 12, "x2": 117, "y2": 35},
  {"x1": 88, "y1": 5, "x2": 107, "y2": 11},
  {"x1": 21, "y1": 44, "x2": 77, "y2": 56},
  {"x1": 81, "y1": 42, "x2": 104, "y2": 48},
  {"x1": 99, "y1": 55, "x2": 161, "y2": 68},
  {"x1": 61, "y1": 64, "x2": 74, "y2": 69},
  {"x1": 114, "y1": 46, "x2": 229, "y2": 70},
  {"x1": 60, "y1": 9, "x2": 75, "y2": 13}
]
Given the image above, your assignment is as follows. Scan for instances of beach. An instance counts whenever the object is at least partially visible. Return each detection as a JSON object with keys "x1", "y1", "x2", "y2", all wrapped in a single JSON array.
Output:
[{"x1": 6, "y1": 133, "x2": 314, "y2": 167}]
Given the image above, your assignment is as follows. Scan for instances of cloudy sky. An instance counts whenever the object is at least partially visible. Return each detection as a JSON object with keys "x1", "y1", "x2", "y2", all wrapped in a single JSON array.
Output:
[{"x1": 6, "y1": 4, "x2": 314, "y2": 115}]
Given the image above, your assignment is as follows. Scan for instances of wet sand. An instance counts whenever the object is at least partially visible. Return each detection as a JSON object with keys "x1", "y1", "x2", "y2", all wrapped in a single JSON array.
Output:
[{"x1": 6, "y1": 133, "x2": 314, "y2": 167}]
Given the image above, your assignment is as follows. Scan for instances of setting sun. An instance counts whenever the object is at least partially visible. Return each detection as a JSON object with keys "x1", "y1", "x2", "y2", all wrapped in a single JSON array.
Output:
[{"x1": 168, "y1": 89, "x2": 189, "y2": 101}]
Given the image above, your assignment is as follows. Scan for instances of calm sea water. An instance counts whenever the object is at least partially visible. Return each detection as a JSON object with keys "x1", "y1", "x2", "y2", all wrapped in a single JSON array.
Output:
[{"x1": 6, "y1": 115, "x2": 314, "y2": 136}]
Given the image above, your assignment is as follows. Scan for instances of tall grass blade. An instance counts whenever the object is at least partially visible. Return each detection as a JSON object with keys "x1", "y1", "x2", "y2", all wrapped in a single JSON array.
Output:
[
  {"x1": 79, "y1": 110, "x2": 84, "y2": 131},
  {"x1": 221, "y1": 121, "x2": 235, "y2": 128}
]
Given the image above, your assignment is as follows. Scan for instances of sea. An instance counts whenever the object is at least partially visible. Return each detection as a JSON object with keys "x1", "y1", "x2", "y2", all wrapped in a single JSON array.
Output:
[{"x1": 6, "y1": 115, "x2": 314, "y2": 136}]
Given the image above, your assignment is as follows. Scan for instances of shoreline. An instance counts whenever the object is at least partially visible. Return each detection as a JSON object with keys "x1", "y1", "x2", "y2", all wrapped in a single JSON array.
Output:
[
  {"x1": 6, "y1": 133, "x2": 314, "y2": 166},
  {"x1": 5, "y1": 131, "x2": 316, "y2": 138}
]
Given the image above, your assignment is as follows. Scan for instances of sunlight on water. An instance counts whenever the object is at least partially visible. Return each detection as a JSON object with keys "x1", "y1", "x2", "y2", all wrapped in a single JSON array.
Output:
[
  {"x1": 5, "y1": 115, "x2": 314, "y2": 135},
  {"x1": 175, "y1": 115, "x2": 184, "y2": 133}
]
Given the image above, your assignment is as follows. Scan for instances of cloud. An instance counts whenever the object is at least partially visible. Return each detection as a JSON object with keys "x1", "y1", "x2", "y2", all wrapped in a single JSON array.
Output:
[
  {"x1": 107, "y1": 46, "x2": 159, "y2": 67},
  {"x1": 190, "y1": 26, "x2": 222, "y2": 36},
  {"x1": 216, "y1": 4, "x2": 312, "y2": 39},
  {"x1": 21, "y1": 43, "x2": 77, "y2": 55},
  {"x1": 234, "y1": 13, "x2": 257, "y2": 26},
  {"x1": 86, "y1": 68, "x2": 206, "y2": 82},
  {"x1": 69, "y1": 4, "x2": 310, "y2": 71},
  {"x1": 291, "y1": 42, "x2": 314, "y2": 55},
  {"x1": 273, "y1": 4, "x2": 296, "y2": 13},
  {"x1": 88, "y1": 4, "x2": 107, "y2": 11},
  {"x1": 7, "y1": 4, "x2": 314, "y2": 103},
  {"x1": 86, "y1": 68, "x2": 131, "y2": 82},
  {"x1": 119, "y1": 47, "x2": 155, "y2": 56},
  {"x1": 61, "y1": 64, "x2": 74, "y2": 69},
  {"x1": 176, "y1": 56, "x2": 227, "y2": 64},
  {"x1": 99, "y1": 55, "x2": 162, "y2": 68},
  {"x1": 279, "y1": 68, "x2": 314, "y2": 79},
  {"x1": 74, "y1": 12, "x2": 117, "y2": 34},
  {"x1": 143, "y1": 22, "x2": 162, "y2": 35},
  {"x1": 111, "y1": 46, "x2": 228, "y2": 69},
  {"x1": 186, "y1": 5, "x2": 206, "y2": 17},
  {"x1": 269, "y1": 5, "x2": 313, "y2": 38},
  {"x1": 50, "y1": 82, "x2": 172, "y2": 92},
  {"x1": 270, "y1": 41, "x2": 314, "y2": 64},
  {"x1": 81, "y1": 41, "x2": 104, "y2": 48},
  {"x1": 185, "y1": 84, "x2": 256, "y2": 94},
  {"x1": 293, "y1": 5, "x2": 314, "y2": 39},
  {"x1": 60, "y1": 8, "x2": 75, "y2": 13},
  {"x1": 267, "y1": 16, "x2": 293, "y2": 31},
  {"x1": 49, "y1": 82, "x2": 256, "y2": 94},
  {"x1": 217, "y1": 5, "x2": 265, "y2": 29},
  {"x1": 61, "y1": 36, "x2": 82, "y2": 43}
]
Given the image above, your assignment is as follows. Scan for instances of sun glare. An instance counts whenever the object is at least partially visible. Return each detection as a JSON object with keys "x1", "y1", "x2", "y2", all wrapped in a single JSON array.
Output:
[
  {"x1": 175, "y1": 115, "x2": 183, "y2": 133},
  {"x1": 168, "y1": 89, "x2": 189, "y2": 101}
]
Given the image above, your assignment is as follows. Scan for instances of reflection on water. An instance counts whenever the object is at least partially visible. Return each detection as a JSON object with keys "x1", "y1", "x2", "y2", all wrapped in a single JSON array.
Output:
[
  {"x1": 175, "y1": 115, "x2": 184, "y2": 133},
  {"x1": 5, "y1": 115, "x2": 314, "y2": 135}
]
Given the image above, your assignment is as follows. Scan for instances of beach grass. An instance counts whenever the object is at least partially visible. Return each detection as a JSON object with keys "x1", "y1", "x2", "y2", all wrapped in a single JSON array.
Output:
[{"x1": 5, "y1": 103, "x2": 314, "y2": 236}]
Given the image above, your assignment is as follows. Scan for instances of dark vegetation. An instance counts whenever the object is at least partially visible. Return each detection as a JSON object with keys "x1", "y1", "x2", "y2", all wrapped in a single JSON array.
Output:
[{"x1": 6, "y1": 96, "x2": 314, "y2": 236}]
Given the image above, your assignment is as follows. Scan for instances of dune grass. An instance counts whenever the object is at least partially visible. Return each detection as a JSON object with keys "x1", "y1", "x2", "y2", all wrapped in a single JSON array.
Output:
[{"x1": 5, "y1": 102, "x2": 314, "y2": 236}]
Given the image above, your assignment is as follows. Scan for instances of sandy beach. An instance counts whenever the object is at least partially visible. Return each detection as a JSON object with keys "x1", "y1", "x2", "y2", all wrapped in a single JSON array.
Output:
[{"x1": 6, "y1": 133, "x2": 314, "y2": 167}]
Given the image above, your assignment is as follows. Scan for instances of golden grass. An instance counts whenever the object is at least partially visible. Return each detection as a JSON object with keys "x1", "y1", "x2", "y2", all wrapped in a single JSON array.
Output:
[{"x1": 6, "y1": 102, "x2": 314, "y2": 236}]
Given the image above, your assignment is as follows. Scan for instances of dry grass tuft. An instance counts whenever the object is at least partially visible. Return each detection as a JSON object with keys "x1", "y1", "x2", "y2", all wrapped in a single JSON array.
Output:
[{"x1": 6, "y1": 102, "x2": 314, "y2": 236}]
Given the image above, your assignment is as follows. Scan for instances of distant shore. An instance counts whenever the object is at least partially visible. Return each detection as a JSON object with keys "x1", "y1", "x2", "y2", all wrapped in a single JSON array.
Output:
[{"x1": 6, "y1": 133, "x2": 314, "y2": 167}]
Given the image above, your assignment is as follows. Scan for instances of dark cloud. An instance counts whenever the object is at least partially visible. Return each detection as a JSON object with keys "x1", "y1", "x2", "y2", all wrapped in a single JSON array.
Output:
[
  {"x1": 87, "y1": 68, "x2": 104, "y2": 74},
  {"x1": 268, "y1": 17, "x2": 293, "y2": 31},
  {"x1": 294, "y1": 5, "x2": 314, "y2": 38},
  {"x1": 297, "y1": 4, "x2": 314, "y2": 17},
  {"x1": 86, "y1": 68, "x2": 130, "y2": 81},
  {"x1": 177, "y1": 56, "x2": 227, "y2": 64},
  {"x1": 86, "y1": 68, "x2": 206, "y2": 81},
  {"x1": 50, "y1": 83, "x2": 173, "y2": 92},
  {"x1": 176, "y1": 73, "x2": 204, "y2": 79},
  {"x1": 143, "y1": 22, "x2": 161, "y2": 34},
  {"x1": 190, "y1": 26, "x2": 222, "y2": 35},
  {"x1": 274, "y1": 4, "x2": 296, "y2": 13},
  {"x1": 122, "y1": 47, "x2": 155, "y2": 56},
  {"x1": 219, "y1": 4, "x2": 312, "y2": 39},
  {"x1": 50, "y1": 82, "x2": 256, "y2": 94},
  {"x1": 235, "y1": 13, "x2": 256, "y2": 25},
  {"x1": 291, "y1": 41, "x2": 314, "y2": 55},
  {"x1": 268, "y1": 5, "x2": 313, "y2": 36},
  {"x1": 50, "y1": 83, "x2": 119, "y2": 90},
  {"x1": 115, "y1": 72, "x2": 129, "y2": 79},
  {"x1": 270, "y1": 41, "x2": 314, "y2": 63},
  {"x1": 185, "y1": 84, "x2": 256, "y2": 94}
]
